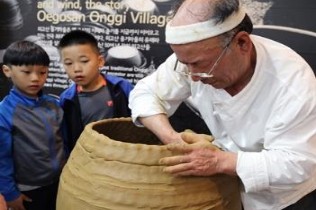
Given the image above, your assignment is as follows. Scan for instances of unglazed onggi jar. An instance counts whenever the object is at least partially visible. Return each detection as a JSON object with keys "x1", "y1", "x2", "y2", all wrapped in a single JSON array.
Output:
[{"x1": 57, "y1": 118, "x2": 241, "y2": 210}]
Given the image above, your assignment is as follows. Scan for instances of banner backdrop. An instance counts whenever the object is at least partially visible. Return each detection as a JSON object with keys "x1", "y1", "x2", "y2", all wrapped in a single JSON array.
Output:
[{"x1": 0, "y1": 0, "x2": 315, "y2": 98}]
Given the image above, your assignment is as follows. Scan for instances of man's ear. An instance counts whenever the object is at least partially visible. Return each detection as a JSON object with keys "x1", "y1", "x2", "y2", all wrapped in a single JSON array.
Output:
[
  {"x1": 2, "y1": 65, "x2": 11, "y2": 78},
  {"x1": 234, "y1": 31, "x2": 252, "y2": 53}
]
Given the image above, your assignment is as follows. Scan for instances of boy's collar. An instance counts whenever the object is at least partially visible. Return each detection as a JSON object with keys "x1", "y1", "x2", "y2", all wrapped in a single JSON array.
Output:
[{"x1": 76, "y1": 76, "x2": 107, "y2": 93}]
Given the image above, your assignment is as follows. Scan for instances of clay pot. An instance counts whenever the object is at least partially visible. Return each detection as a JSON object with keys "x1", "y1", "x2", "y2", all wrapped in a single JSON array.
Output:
[
  {"x1": 121, "y1": 0, "x2": 158, "y2": 15},
  {"x1": 57, "y1": 118, "x2": 241, "y2": 210},
  {"x1": 105, "y1": 45, "x2": 146, "y2": 67}
]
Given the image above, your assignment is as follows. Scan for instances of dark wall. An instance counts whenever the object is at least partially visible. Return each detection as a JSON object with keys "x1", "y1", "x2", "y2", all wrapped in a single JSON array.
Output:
[{"x1": 253, "y1": 0, "x2": 316, "y2": 73}]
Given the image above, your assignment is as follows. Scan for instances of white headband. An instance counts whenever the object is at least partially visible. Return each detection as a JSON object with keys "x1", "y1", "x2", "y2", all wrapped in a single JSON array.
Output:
[{"x1": 165, "y1": 8, "x2": 246, "y2": 44}]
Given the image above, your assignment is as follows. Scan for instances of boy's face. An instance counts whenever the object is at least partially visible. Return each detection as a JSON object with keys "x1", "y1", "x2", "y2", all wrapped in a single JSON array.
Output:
[
  {"x1": 2, "y1": 65, "x2": 48, "y2": 98},
  {"x1": 60, "y1": 44, "x2": 105, "y2": 91}
]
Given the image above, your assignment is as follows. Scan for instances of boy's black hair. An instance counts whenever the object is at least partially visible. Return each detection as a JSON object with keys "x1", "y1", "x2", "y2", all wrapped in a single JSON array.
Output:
[
  {"x1": 3, "y1": 40, "x2": 50, "y2": 67},
  {"x1": 58, "y1": 30, "x2": 100, "y2": 53}
]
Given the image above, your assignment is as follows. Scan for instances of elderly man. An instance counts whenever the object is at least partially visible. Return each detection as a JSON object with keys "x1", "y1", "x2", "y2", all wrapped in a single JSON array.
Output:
[{"x1": 129, "y1": 0, "x2": 316, "y2": 209}]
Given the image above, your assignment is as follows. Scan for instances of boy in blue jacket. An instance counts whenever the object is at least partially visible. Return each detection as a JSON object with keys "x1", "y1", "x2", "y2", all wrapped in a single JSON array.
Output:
[
  {"x1": 0, "y1": 40, "x2": 66, "y2": 210},
  {"x1": 58, "y1": 30, "x2": 133, "y2": 152}
]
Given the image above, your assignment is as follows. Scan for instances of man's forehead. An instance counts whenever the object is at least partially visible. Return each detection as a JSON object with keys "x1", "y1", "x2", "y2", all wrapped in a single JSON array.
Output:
[{"x1": 165, "y1": 8, "x2": 245, "y2": 45}]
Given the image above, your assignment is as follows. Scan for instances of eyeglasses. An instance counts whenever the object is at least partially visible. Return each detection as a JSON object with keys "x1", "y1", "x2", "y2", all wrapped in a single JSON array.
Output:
[{"x1": 174, "y1": 41, "x2": 231, "y2": 79}]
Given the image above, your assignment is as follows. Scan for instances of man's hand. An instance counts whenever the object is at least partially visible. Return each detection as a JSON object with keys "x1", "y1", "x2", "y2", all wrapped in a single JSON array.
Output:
[{"x1": 159, "y1": 132, "x2": 237, "y2": 176}]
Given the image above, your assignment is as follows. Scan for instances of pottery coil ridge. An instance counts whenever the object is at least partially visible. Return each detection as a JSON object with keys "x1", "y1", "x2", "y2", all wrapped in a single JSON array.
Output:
[{"x1": 57, "y1": 118, "x2": 241, "y2": 210}]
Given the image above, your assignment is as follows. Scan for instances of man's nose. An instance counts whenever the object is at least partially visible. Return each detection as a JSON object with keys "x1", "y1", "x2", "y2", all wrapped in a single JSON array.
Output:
[{"x1": 191, "y1": 75, "x2": 202, "y2": 82}]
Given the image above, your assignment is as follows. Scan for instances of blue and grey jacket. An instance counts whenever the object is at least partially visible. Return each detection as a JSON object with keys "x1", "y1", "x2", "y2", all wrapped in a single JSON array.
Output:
[
  {"x1": 0, "y1": 87, "x2": 66, "y2": 201},
  {"x1": 59, "y1": 73, "x2": 133, "y2": 152}
]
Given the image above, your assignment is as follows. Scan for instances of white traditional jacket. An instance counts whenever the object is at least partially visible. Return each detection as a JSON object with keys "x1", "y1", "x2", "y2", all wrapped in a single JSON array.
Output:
[{"x1": 129, "y1": 35, "x2": 316, "y2": 210}]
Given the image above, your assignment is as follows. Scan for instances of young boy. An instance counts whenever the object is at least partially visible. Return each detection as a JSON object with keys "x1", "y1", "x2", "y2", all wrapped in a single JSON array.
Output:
[
  {"x1": 58, "y1": 30, "x2": 134, "y2": 152},
  {"x1": 0, "y1": 40, "x2": 66, "y2": 210}
]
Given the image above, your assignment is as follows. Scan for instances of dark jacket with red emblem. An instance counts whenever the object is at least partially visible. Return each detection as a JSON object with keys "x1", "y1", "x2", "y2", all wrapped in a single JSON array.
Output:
[{"x1": 59, "y1": 74, "x2": 133, "y2": 152}]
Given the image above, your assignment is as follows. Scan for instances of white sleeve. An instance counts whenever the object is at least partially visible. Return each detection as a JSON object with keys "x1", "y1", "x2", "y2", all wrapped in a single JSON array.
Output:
[
  {"x1": 129, "y1": 54, "x2": 191, "y2": 124},
  {"x1": 237, "y1": 88, "x2": 316, "y2": 193}
]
